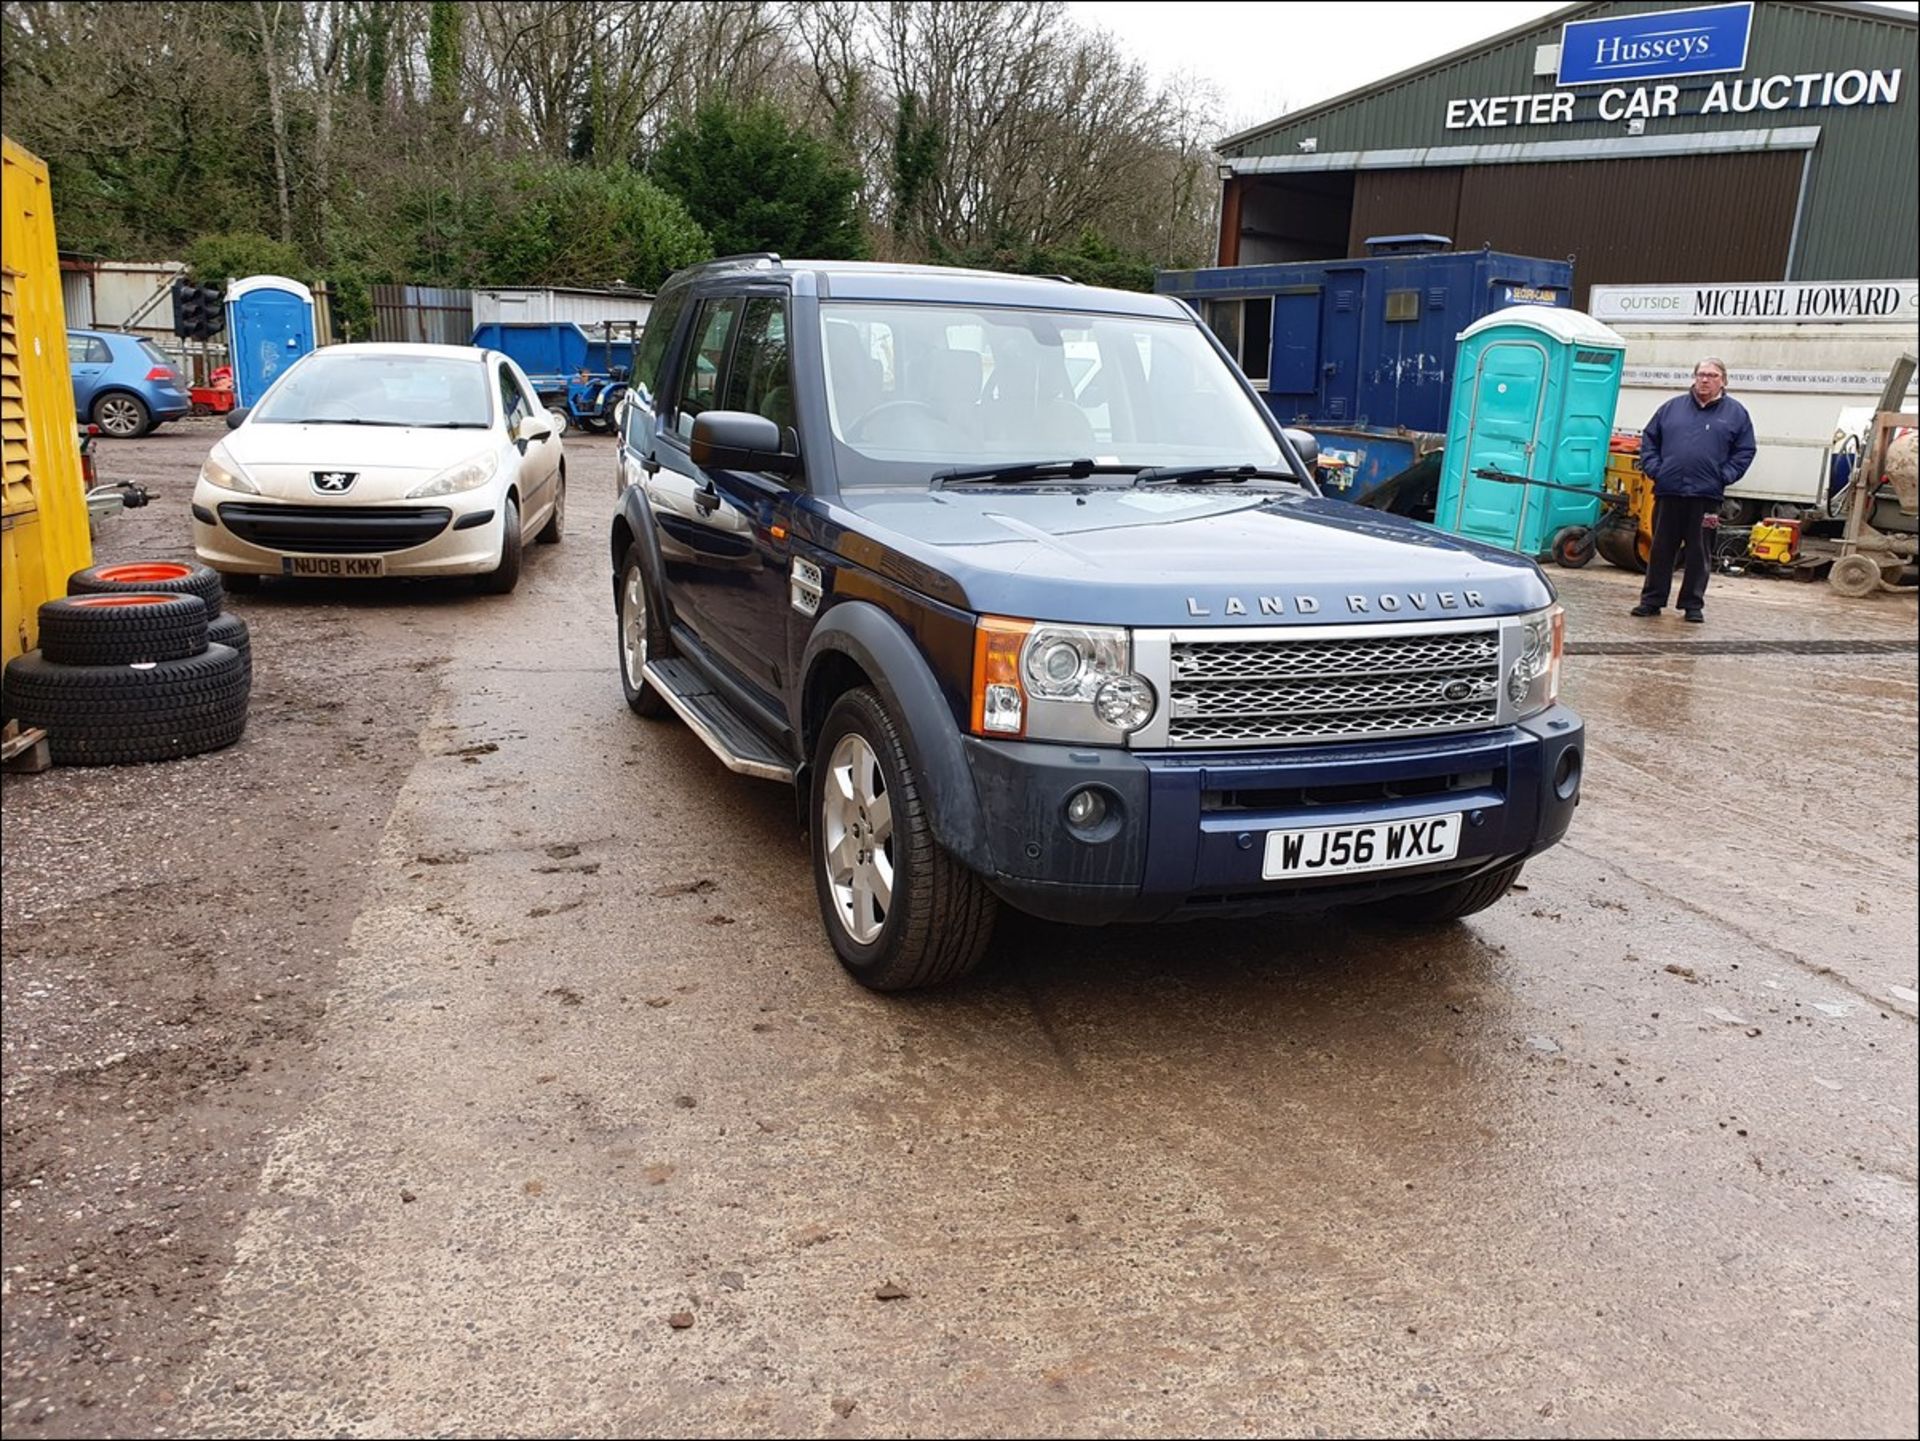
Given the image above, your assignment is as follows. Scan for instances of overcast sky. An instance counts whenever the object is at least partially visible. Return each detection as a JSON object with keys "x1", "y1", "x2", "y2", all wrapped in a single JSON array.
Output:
[{"x1": 1066, "y1": 0, "x2": 1920, "y2": 140}]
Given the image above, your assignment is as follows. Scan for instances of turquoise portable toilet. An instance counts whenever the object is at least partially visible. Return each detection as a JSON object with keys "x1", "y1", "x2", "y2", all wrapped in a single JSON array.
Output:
[
  {"x1": 1434, "y1": 307, "x2": 1627, "y2": 563},
  {"x1": 226, "y1": 275, "x2": 317, "y2": 408}
]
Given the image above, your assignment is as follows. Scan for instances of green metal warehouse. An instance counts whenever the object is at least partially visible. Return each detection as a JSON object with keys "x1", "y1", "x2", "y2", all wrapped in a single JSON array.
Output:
[{"x1": 1213, "y1": 0, "x2": 1918, "y2": 305}]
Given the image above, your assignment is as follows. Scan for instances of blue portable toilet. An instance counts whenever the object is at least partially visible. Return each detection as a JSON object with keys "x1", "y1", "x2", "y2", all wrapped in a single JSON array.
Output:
[
  {"x1": 1433, "y1": 307, "x2": 1627, "y2": 561},
  {"x1": 226, "y1": 276, "x2": 317, "y2": 407}
]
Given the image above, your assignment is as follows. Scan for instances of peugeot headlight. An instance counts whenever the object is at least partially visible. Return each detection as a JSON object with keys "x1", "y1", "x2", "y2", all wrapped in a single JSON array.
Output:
[
  {"x1": 971, "y1": 619, "x2": 1157, "y2": 741},
  {"x1": 407, "y1": 450, "x2": 498, "y2": 499},
  {"x1": 199, "y1": 445, "x2": 259, "y2": 495},
  {"x1": 1506, "y1": 605, "x2": 1564, "y2": 717}
]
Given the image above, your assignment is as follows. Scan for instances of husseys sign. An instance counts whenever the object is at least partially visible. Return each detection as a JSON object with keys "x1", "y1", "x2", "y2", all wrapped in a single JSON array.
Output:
[
  {"x1": 1558, "y1": 2, "x2": 1754, "y2": 86},
  {"x1": 1443, "y1": 2, "x2": 1905, "y2": 131}
]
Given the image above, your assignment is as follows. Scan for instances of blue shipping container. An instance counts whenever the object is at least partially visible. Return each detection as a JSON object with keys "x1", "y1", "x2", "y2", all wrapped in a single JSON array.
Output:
[{"x1": 1155, "y1": 242, "x2": 1573, "y2": 437}]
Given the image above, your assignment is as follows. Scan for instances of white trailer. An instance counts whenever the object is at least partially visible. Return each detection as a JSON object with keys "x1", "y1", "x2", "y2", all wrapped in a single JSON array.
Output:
[{"x1": 1590, "y1": 280, "x2": 1919, "y2": 520}]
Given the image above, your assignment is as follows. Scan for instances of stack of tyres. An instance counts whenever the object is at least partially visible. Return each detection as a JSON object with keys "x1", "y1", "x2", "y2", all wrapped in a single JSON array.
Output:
[{"x1": 2, "y1": 561, "x2": 251, "y2": 766}]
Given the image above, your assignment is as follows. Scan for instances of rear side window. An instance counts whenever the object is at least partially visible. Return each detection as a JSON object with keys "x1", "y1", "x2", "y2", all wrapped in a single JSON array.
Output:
[
  {"x1": 673, "y1": 298, "x2": 739, "y2": 440},
  {"x1": 630, "y1": 284, "x2": 690, "y2": 411},
  {"x1": 722, "y1": 299, "x2": 794, "y2": 439}
]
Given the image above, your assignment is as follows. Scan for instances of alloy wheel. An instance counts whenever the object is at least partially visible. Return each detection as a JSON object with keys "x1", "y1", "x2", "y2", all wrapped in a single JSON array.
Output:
[
  {"x1": 620, "y1": 567, "x2": 648, "y2": 689},
  {"x1": 97, "y1": 396, "x2": 143, "y2": 436},
  {"x1": 822, "y1": 732, "x2": 894, "y2": 945}
]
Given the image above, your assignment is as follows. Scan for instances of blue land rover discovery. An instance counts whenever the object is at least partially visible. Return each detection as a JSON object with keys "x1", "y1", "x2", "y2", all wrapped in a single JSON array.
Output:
[{"x1": 610, "y1": 256, "x2": 1583, "y2": 989}]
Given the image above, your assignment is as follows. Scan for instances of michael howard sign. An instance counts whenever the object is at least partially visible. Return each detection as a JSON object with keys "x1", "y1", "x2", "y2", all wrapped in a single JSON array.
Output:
[{"x1": 1557, "y1": 2, "x2": 1754, "y2": 87}]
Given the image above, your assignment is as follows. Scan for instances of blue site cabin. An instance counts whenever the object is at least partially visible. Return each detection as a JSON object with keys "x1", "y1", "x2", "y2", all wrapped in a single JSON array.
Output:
[{"x1": 1155, "y1": 238, "x2": 1573, "y2": 502}]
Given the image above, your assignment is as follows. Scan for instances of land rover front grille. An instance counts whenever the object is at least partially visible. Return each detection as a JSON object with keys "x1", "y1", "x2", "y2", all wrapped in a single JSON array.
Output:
[{"x1": 1166, "y1": 627, "x2": 1502, "y2": 747}]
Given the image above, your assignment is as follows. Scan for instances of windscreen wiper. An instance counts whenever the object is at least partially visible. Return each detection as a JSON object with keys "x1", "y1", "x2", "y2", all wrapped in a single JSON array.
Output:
[
  {"x1": 1132, "y1": 464, "x2": 1306, "y2": 487},
  {"x1": 280, "y1": 417, "x2": 411, "y2": 426},
  {"x1": 931, "y1": 458, "x2": 1145, "y2": 488}
]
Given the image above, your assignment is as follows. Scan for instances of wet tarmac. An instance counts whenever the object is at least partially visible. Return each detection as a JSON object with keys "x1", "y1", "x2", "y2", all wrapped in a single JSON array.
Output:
[{"x1": 4, "y1": 421, "x2": 1915, "y2": 1437}]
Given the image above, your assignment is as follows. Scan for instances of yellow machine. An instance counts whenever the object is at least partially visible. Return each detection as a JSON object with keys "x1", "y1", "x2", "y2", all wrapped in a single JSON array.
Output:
[
  {"x1": 2, "y1": 135, "x2": 92, "y2": 671},
  {"x1": 1747, "y1": 517, "x2": 1801, "y2": 566},
  {"x1": 1595, "y1": 442, "x2": 1654, "y2": 572}
]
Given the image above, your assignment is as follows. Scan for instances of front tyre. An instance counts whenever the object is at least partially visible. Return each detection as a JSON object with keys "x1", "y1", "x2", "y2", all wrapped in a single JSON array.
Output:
[
  {"x1": 1372, "y1": 860, "x2": 1525, "y2": 925},
  {"x1": 810, "y1": 687, "x2": 997, "y2": 991},
  {"x1": 476, "y1": 495, "x2": 522, "y2": 594}
]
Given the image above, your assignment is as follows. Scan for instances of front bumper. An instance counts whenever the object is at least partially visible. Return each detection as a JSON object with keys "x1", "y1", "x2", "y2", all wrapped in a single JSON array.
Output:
[
  {"x1": 190, "y1": 483, "x2": 505, "y2": 577},
  {"x1": 962, "y1": 705, "x2": 1584, "y2": 924}
]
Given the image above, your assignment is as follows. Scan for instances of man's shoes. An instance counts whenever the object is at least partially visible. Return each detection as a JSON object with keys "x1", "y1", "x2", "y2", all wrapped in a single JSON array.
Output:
[
  {"x1": 1630, "y1": 605, "x2": 1660, "y2": 617},
  {"x1": 1684, "y1": 609, "x2": 1705, "y2": 624}
]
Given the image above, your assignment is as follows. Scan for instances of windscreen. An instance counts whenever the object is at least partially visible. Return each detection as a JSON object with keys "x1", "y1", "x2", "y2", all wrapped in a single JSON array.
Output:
[
  {"x1": 252, "y1": 352, "x2": 493, "y2": 428},
  {"x1": 818, "y1": 302, "x2": 1283, "y2": 485}
]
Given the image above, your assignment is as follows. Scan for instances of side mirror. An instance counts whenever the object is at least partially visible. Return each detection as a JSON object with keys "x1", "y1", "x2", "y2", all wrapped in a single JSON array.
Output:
[
  {"x1": 1282, "y1": 427, "x2": 1320, "y2": 471},
  {"x1": 515, "y1": 414, "x2": 554, "y2": 444},
  {"x1": 690, "y1": 409, "x2": 797, "y2": 476},
  {"x1": 225, "y1": 407, "x2": 251, "y2": 430}
]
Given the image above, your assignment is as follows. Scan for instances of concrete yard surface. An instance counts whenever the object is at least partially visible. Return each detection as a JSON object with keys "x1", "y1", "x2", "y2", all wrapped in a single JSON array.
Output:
[{"x1": 3, "y1": 419, "x2": 1915, "y2": 1438}]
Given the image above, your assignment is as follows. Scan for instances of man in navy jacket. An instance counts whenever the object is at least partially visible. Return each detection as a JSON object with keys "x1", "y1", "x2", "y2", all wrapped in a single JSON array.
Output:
[{"x1": 1632, "y1": 358, "x2": 1757, "y2": 623}]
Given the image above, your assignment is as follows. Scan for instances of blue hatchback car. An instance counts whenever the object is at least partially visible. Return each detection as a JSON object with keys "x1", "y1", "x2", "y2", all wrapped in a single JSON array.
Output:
[{"x1": 67, "y1": 329, "x2": 191, "y2": 437}]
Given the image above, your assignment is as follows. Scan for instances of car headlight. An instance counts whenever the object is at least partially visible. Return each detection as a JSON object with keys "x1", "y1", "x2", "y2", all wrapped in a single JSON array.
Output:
[
  {"x1": 199, "y1": 447, "x2": 259, "y2": 495},
  {"x1": 1507, "y1": 605, "x2": 1564, "y2": 717},
  {"x1": 971, "y1": 618, "x2": 1157, "y2": 741},
  {"x1": 407, "y1": 450, "x2": 498, "y2": 499}
]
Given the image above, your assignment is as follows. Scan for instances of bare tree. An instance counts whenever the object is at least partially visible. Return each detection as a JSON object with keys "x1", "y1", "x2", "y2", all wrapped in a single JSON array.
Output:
[{"x1": 252, "y1": 0, "x2": 297, "y2": 242}]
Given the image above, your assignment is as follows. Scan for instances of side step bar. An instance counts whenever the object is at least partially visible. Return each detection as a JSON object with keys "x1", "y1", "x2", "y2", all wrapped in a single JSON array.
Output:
[{"x1": 642, "y1": 658, "x2": 795, "y2": 783}]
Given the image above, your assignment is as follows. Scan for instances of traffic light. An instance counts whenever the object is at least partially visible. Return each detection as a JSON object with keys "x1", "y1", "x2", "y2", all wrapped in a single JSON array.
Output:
[
  {"x1": 171, "y1": 279, "x2": 226, "y2": 340},
  {"x1": 171, "y1": 277, "x2": 195, "y2": 338},
  {"x1": 198, "y1": 284, "x2": 226, "y2": 339}
]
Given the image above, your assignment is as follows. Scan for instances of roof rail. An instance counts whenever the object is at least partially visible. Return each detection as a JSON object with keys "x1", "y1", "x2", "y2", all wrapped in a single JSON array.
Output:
[
  {"x1": 707, "y1": 252, "x2": 783, "y2": 267},
  {"x1": 1036, "y1": 273, "x2": 1078, "y2": 284}
]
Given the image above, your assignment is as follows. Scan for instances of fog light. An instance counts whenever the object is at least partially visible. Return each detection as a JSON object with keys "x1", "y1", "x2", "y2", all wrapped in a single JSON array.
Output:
[
  {"x1": 1094, "y1": 674, "x2": 1156, "y2": 732},
  {"x1": 1554, "y1": 746, "x2": 1583, "y2": 800},
  {"x1": 1066, "y1": 788, "x2": 1107, "y2": 828}
]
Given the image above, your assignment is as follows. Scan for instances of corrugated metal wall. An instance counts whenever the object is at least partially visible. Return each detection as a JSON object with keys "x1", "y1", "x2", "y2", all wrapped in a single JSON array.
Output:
[
  {"x1": 1349, "y1": 169, "x2": 1462, "y2": 252},
  {"x1": 59, "y1": 270, "x2": 93, "y2": 328},
  {"x1": 371, "y1": 284, "x2": 474, "y2": 345},
  {"x1": 1222, "y1": 1, "x2": 1918, "y2": 282},
  {"x1": 1348, "y1": 150, "x2": 1803, "y2": 307},
  {"x1": 91, "y1": 262, "x2": 184, "y2": 330}
]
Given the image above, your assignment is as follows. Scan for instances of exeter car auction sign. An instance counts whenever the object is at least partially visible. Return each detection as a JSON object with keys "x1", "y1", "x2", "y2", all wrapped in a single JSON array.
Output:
[
  {"x1": 1589, "y1": 281, "x2": 1920, "y2": 325},
  {"x1": 1442, "y1": 0, "x2": 1904, "y2": 131}
]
